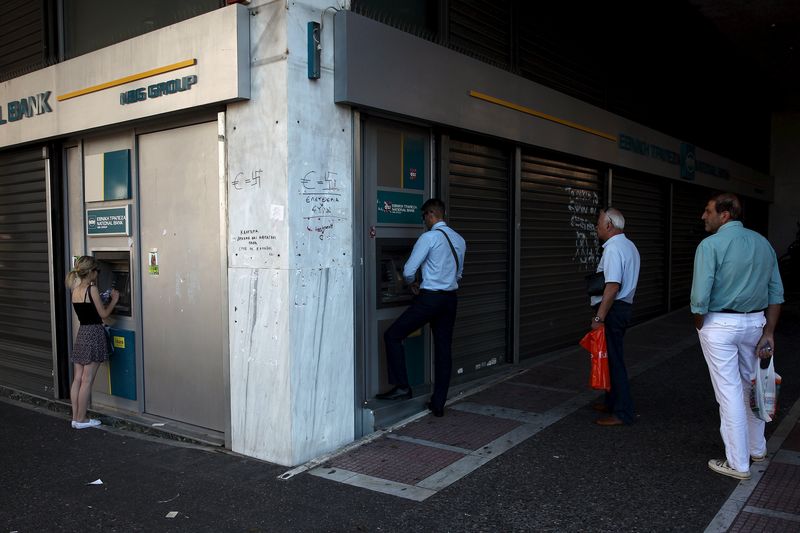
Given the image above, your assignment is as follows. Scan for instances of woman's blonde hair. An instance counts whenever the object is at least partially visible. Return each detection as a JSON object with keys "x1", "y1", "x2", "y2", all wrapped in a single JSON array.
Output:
[{"x1": 65, "y1": 256, "x2": 97, "y2": 288}]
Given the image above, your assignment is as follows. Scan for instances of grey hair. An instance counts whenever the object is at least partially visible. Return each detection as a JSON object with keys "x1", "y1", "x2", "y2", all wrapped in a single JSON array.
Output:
[{"x1": 604, "y1": 208, "x2": 625, "y2": 230}]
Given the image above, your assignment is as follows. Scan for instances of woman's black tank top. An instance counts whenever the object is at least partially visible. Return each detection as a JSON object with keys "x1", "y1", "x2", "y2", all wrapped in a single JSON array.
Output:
[{"x1": 72, "y1": 287, "x2": 102, "y2": 325}]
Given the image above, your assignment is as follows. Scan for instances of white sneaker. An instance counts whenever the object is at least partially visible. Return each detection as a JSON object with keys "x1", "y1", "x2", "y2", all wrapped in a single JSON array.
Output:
[
  {"x1": 751, "y1": 452, "x2": 767, "y2": 462},
  {"x1": 73, "y1": 419, "x2": 102, "y2": 430},
  {"x1": 708, "y1": 459, "x2": 750, "y2": 480}
]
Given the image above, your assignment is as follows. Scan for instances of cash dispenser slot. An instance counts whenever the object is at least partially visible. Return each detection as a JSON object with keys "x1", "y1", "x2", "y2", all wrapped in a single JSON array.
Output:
[{"x1": 93, "y1": 250, "x2": 132, "y2": 317}]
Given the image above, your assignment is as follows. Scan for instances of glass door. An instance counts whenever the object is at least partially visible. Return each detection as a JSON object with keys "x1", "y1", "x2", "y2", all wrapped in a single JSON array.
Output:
[{"x1": 361, "y1": 117, "x2": 433, "y2": 431}]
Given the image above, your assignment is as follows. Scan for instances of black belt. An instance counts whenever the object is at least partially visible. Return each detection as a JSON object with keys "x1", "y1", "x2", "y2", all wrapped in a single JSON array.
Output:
[
  {"x1": 420, "y1": 288, "x2": 457, "y2": 294},
  {"x1": 719, "y1": 308, "x2": 765, "y2": 314}
]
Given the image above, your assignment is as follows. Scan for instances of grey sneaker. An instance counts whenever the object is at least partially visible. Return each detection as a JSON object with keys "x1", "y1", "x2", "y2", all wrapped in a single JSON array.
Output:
[
  {"x1": 751, "y1": 452, "x2": 767, "y2": 462},
  {"x1": 708, "y1": 459, "x2": 750, "y2": 480}
]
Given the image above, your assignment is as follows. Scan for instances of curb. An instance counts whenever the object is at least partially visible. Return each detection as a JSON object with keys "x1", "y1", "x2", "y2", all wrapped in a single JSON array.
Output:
[{"x1": 0, "y1": 385, "x2": 222, "y2": 448}]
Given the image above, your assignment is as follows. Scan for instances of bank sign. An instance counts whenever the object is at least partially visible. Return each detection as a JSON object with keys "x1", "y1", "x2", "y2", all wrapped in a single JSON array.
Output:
[
  {"x1": 120, "y1": 75, "x2": 198, "y2": 105},
  {"x1": 0, "y1": 91, "x2": 53, "y2": 125},
  {"x1": 0, "y1": 4, "x2": 249, "y2": 149},
  {"x1": 618, "y1": 132, "x2": 730, "y2": 181},
  {"x1": 87, "y1": 205, "x2": 131, "y2": 236}
]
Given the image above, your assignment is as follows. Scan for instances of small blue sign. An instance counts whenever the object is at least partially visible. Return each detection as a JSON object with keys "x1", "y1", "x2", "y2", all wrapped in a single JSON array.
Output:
[{"x1": 680, "y1": 143, "x2": 696, "y2": 181}]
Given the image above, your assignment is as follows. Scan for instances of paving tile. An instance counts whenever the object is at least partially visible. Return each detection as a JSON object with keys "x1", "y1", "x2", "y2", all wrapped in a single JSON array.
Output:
[
  {"x1": 747, "y1": 462, "x2": 800, "y2": 514},
  {"x1": 728, "y1": 510, "x2": 800, "y2": 533},
  {"x1": 781, "y1": 421, "x2": 800, "y2": 451},
  {"x1": 626, "y1": 323, "x2": 688, "y2": 346},
  {"x1": 509, "y1": 364, "x2": 587, "y2": 392},
  {"x1": 395, "y1": 409, "x2": 523, "y2": 451},
  {"x1": 327, "y1": 437, "x2": 465, "y2": 486},
  {"x1": 465, "y1": 381, "x2": 576, "y2": 413},
  {"x1": 543, "y1": 351, "x2": 588, "y2": 372}
]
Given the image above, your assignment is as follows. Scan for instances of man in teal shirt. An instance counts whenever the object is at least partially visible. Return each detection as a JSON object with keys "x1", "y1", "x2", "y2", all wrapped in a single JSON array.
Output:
[{"x1": 691, "y1": 192, "x2": 784, "y2": 480}]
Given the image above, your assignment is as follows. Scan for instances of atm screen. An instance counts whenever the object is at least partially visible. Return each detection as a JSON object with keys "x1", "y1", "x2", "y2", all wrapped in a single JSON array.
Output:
[
  {"x1": 376, "y1": 240, "x2": 417, "y2": 308},
  {"x1": 93, "y1": 250, "x2": 132, "y2": 317},
  {"x1": 111, "y1": 270, "x2": 131, "y2": 315}
]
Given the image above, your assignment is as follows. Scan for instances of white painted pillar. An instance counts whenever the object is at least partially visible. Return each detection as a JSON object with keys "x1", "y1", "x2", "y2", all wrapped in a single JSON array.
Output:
[{"x1": 226, "y1": 0, "x2": 354, "y2": 466}]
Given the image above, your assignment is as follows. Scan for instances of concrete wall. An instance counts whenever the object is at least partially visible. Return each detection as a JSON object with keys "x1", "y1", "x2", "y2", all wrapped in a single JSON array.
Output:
[
  {"x1": 770, "y1": 112, "x2": 800, "y2": 255},
  {"x1": 226, "y1": 0, "x2": 353, "y2": 466}
]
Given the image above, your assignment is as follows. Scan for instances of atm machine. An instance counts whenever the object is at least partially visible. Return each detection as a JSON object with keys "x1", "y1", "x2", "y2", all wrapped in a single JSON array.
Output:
[
  {"x1": 91, "y1": 249, "x2": 137, "y2": 402},
  {"x1": 360, "y1": 118, "x2": 433, "y2": 432},
  {"x1": 94, "y1": 251, "x2": 131, "y2": 317}
]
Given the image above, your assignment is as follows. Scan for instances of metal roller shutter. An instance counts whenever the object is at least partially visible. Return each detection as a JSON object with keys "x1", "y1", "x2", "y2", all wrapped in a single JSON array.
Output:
[
  {"x1": 519, "y1": 153, "x2": 602, "y2": 358},
  {"x1": 611, "y1": 174, "x2": 668, "y2": 323},
  {"x1": 0, "y1": 0, "x2": 47, "y2": 80},
  {"x1": 447, "y1": 138, "x2": 510, "y2": 376},
  {"x1": 0, "y1": 146, "x2": 54, "y2": 396},
  {"x1": 448, "y1": 0, "x2": 512, "y2": 69},
  {"x1": 670, "y1": 182, "x2": 712, "y2": 310}
]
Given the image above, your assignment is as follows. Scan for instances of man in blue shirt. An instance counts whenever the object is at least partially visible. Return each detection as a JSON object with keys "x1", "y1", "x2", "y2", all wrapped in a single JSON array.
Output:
[
  {"x1": 590, "y1": 208, "x2": 640, "y2": 426},
  {"x1": 376, "y1": 198, "x2": 466, "y2": 417},
  {"x1": 691, "y1": 192, "x2": 784, "y2": 480}
]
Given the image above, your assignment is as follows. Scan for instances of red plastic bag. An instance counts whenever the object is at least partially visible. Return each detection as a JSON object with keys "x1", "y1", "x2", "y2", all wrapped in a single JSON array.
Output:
[{"x1": 579, "y1": 328, "x2": 610, "y2": 391}]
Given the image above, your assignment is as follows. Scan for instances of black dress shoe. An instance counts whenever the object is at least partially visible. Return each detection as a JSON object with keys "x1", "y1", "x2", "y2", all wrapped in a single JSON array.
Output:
[
  {"x1": 427, "y1": 402, "x2": 444, "y2": 417},
  {"x1": 375, "y1": 386, "x2": 412, "y2": 400}
]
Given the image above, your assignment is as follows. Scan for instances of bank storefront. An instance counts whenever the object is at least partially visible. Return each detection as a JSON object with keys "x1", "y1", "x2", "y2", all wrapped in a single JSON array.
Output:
[
  {"x1": 0, "y1": 2, "x2": 358, "y2": 467},
  {"x1": 0, "y1": 3, "x2": 775, "y2": 467},
  {"x1": 0, "y1": 6, "x2": 249, "y2": 446},
  {"x1": 335, "y1": 10, "x2": 773, "y2": 434}
]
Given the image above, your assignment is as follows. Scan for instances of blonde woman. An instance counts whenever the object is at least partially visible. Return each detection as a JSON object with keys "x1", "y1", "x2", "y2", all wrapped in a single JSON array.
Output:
[{"x1": 65, "y1": 256, "x2": 119, "y2": 429}]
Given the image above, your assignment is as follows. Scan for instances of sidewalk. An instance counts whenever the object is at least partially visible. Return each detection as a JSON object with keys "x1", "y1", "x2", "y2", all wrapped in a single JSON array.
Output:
[
  {"x1": 298, "y1": 303, "x2": 800, "y2": 530},
  {"x1": 2, "y1": 302, "x2": 799, "y2": 532},
  {"x1": 301, "y1": 309, "x2": 701, "y2": 500}
]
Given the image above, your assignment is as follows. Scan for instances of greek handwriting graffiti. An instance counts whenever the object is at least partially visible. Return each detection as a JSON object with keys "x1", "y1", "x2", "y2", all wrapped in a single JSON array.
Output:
[
  {"x1": 565, "y1": 187, "x2": 601, "y2": 270},
  {"x1": 573, "y1": 231, "x2": 600, "y2": 266},
  {"x1": 233, "y1": 228, "x2": 278, "y2": 254},
  {"x1": 299, "y1": 170, "x2": 347, "y2": 240}
]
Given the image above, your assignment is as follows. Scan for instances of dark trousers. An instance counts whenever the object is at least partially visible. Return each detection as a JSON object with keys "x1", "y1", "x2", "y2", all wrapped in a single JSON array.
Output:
[
  {"x1": 384, "y1": 290, "x2": 458, "y2": 409},
  {"x1": 603, "y1": 300, "x2": 635, "y2": 424}
]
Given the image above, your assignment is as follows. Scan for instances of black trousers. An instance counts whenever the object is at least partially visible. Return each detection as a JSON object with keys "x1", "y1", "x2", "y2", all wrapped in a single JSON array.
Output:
[
  {"x1": 602, "y1": 300, "x2": 635, "y2": 424},
  {"x1": 384, "y1": 290, "x2": 458, "y2": 409}
]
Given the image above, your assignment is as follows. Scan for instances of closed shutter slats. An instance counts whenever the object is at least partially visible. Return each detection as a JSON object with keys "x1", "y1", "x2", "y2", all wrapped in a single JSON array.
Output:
[
  {"x1": 0, "y1": 146, "x2": 53, "y2": 396},
  {"x1": 612, "y1": 175, "x2": 668, "y2": 322},
  {"x1": 519, "y1": 153, "x2": 602, "y2": 358},
  {"x1": 449, "y1": 138, "x2": 510, "y2": 375},
  {"x1": 670, "y1": 183, "x2": 712, "y2": 309},
  {"x1": 0, "y1": 0, "x2": 45, "y2": 80}
]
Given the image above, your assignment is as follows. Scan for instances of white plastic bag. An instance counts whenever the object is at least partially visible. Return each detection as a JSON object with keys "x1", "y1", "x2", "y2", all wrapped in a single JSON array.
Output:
[{"x1": 751, "y1": 358, "x2": 779, "y2": 423}]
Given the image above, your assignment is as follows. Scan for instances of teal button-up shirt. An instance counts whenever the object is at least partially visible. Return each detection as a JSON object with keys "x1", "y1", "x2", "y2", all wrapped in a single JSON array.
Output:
[{"x1": 690, "y1": 221, "x2": 784, "y2": 315}]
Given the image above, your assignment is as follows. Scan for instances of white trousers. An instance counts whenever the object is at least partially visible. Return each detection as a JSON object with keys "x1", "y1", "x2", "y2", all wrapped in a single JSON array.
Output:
[{"x1": 697, "y1": 312, "x2": 767, "y2": 473}]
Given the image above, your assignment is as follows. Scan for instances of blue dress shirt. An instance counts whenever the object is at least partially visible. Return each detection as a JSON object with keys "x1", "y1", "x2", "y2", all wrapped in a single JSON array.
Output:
[
  {"x1": 404, "y1": 221, "x2": 466, "y2": 291},
  {"x1": 590, "y1": 233, "x2": 641, "y2": 306}
]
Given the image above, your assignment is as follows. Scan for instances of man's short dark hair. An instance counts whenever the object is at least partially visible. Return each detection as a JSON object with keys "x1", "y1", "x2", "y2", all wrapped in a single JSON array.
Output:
[
  {"x1": 711, "y1": 192, "x2": 741, "y2": 220},
  {"x1": 421, "y1": 198, "x2": 445, "y2": 217}
]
